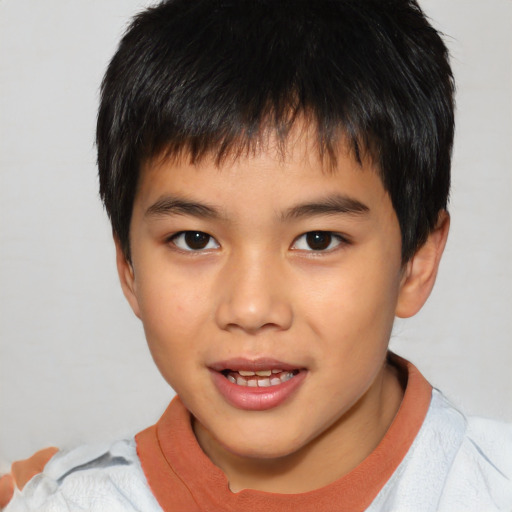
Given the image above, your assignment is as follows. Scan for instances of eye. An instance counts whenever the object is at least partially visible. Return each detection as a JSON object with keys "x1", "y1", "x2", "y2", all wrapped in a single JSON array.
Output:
[
  {"x1": 170, "y1": 231, "x2": 220, "y2": 251},
  {"x1": 292, "y1": 231, "x2": 346, "y2": 252}
]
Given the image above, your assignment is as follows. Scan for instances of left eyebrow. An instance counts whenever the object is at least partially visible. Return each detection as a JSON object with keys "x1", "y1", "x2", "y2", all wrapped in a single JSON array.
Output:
[{"x1": 282, "y1": 194, "x2": 370, "y2": 220}]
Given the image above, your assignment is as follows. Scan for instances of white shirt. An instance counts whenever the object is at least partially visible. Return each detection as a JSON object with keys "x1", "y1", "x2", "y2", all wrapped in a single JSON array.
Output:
[{"x1": 6, "y1": 390, "x2": 512, "y2": 511}]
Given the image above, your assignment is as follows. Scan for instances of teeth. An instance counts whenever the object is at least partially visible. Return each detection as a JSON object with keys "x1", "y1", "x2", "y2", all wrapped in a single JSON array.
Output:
[
  {"x1": 236, "y1": 376, "x2": 247, "y2": 386},
  {"x1": 226, "y1": 370, "x2": 298, "y2": 387},
  {"x1": 238, "y1": 369, "x2": 280, "y2": 377},
  {"x1": 280, "y1": 372, "x2": 294, "y2": 383}
]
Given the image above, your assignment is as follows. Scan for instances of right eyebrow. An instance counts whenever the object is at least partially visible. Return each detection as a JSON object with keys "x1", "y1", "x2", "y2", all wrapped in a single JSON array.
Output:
[{"x1": 144, "y1": 196, "x2": 221, "y2": 219}]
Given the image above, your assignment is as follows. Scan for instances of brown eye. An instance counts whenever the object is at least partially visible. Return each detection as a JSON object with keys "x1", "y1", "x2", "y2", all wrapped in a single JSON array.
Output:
[
  {"x1": 292, "y1": 231, "x2": 346, "y2": 252},
  {"x1": 171, "y1": 231, "x2": 220, "y2": 251},
  {"x1": 305, "y1": 231, "x2": 333, "y2": 250},
  {"x1": 184, "y1": 231, "x2": 210, "y2": 249}
]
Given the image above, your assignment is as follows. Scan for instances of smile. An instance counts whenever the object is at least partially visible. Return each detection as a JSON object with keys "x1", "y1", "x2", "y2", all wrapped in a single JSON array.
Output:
[
  {"x1": 222, "y1": 369, "x2": 299, "y2": 388},
  {"x1": 210, "y1": 360, "x2": 307, "y2": 411}
]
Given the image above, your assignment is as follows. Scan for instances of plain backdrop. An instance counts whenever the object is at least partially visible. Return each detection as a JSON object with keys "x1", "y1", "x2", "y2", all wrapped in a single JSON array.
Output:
[{"x1": 1, "y1": 0, "x2": 511, "y2": 468}]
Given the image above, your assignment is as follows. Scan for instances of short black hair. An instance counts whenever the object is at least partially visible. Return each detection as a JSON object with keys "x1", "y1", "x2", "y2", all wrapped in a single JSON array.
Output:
[{"x1": 97, "y1": 0, "x2": 455, "y2": 261}]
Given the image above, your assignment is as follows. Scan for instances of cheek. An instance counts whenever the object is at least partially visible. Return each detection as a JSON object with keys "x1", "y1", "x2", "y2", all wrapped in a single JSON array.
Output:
[
  {"x1": 302, "y1": 251, "x2": 401, "y2": 345},
  {"x1": 134, "y1": 270, "x2": 209, "y2": 361},
  {"x1": 138, "y1": 259, "x2": 209, "y2": 319}
]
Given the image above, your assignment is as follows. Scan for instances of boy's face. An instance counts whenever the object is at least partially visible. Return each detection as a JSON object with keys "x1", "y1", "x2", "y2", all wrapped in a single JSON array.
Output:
[{"x1": 118, "y1": 132, "x2": 419, "y2": 473}]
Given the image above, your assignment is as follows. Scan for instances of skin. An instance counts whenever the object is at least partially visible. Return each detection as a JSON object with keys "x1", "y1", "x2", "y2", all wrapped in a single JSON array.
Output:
[{"x1": 117, "y1": 132, "x2": 449, "y2": 494}]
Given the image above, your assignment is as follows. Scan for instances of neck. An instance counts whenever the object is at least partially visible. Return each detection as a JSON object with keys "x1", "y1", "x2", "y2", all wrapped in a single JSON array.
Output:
[{"x1": 193, "y1": 361, "x2": 404, "y2": 494}]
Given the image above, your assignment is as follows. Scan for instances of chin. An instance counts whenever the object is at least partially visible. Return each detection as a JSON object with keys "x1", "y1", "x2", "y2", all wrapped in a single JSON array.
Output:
[{"x1": 218, "y1": 430, "x2": 306, "y2": 461}]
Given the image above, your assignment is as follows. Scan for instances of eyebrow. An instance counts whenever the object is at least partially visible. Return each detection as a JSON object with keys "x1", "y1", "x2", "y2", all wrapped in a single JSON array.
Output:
[
  {"x1": 145, "y1": 196, "x2": 221, "y2": 219},
  {"x1": 144, "y1": 193, "x2": 370, "y2": 222},
  {"x1": 282, "y1": 194, "x2": 370, "y2": 220}
]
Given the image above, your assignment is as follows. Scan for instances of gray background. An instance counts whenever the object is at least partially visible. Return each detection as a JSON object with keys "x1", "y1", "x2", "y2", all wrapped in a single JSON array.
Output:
[{"x1": 1, "y1": 0, "x2": 511, "y2": 468}]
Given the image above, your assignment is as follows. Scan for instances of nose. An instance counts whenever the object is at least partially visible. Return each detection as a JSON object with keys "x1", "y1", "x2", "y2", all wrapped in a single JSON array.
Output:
[{"x1": 215, "y1": 250, "x2": 293, "y2": 334}]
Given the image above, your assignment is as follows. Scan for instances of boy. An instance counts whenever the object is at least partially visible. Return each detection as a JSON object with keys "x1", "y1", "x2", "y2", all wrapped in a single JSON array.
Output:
[{"x1": 3, "y1": 0, "x2": 512, "y2": 510}]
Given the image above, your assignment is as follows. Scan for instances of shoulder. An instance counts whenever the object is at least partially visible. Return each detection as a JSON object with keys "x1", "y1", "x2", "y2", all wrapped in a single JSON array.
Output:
[
  {"x1": 444, "y1": 414, "x2": 512, "y2": 507},
  {"x1": 430, "y1": 391, "x2": 512, "y2": 510},
  {"x1": 373, "y1": 390, "x2": 512, "y2": 511},
  {"x1": 465, "y1": 414, "x2": 512, "y2": 471},
  {"x1": 4, "y1": 439, "x2": 163, "y2": 512}
]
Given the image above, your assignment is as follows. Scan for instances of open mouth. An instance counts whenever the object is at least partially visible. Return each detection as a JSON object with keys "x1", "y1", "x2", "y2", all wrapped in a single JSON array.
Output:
[
  {"x1": 210, "y1": 361, "x2": 307, "y2": 410},
  {"x1": 221, "y1": 369, "x2": 300, "y2": 388}
]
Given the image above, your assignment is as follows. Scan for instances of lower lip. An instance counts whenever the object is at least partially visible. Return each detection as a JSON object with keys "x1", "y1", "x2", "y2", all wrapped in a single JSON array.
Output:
[{"x1": 210, "y1": 370, "x2": 307, "y2": 411}]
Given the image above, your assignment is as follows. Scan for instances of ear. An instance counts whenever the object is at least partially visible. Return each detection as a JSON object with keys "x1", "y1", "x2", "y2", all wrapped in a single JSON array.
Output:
[
  {"x1": 395, "y1": 211, "x2": 450, "y2": 318},
  {"x1": 114, "y1": 236, "x2": 141, "y2": 319}
]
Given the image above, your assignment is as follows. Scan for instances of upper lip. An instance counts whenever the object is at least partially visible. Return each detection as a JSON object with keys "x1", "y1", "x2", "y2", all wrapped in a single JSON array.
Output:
[{"x1": 209, "y1": 357, "x2": 303, "y2": 372}]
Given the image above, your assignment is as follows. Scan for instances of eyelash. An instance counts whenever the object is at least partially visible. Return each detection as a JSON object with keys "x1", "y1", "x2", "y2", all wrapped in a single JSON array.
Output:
[
  {"x1": 167, "y1": 230, "x2": 349, "y2": 253},
  {"x1": 291, "y1": 231, "x2": 350, "y2": 253},
  {"x1": 168, "y1": 231, "x2": 220, "y2": 252}
]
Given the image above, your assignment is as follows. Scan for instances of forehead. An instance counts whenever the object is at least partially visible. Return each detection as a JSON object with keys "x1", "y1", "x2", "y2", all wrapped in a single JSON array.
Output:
[
  {"x1": 141, "y1": 125, "x2": 377, "y2": 189},
  {"x1": 134, "y1": 130, "x2": 392, "y2": 226}
]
